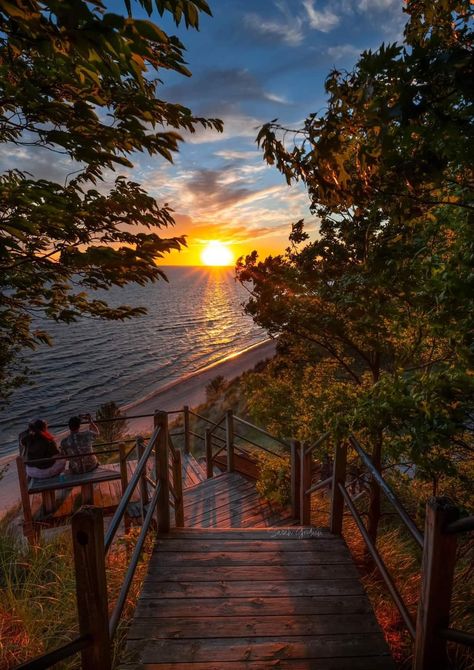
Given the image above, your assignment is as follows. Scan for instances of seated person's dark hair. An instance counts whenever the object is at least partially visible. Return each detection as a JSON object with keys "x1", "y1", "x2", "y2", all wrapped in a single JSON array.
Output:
[{"x1": 68, "y1": 416, "x2": 81, "y2": 431}]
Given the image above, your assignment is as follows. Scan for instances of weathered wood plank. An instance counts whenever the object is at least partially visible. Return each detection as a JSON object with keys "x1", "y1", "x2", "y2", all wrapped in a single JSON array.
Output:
[
  {"x1": 153, "y1": 538, "x2": 342, "y2": 553},
  {"x1": 126, "y1": 634, "x2": 392, "y2": 663},
  {"x1": 144, "y1": 563, "x2": 359, "y2": 582},
  {"x1": 184, "y1": 498, "x2": 289, "y2": 527},
  {"x1": 139, "y1": 580, "x2": 366, "y2": 598},
  {"x1": 184, "y1": 500, "x2": 276, "y2": 527},
  {"x1": 162, "y1": 528, "x2": 330, "y2": 538},
  {"x1": 183, "y1": 480, "x2": 256, "y2": 509},
  {"x1": 128, "y1": 613, "x2": 381, "y2": 639},
  {"x1": 153, "y1": 550, "x2": 353, "y2": 566},
  {"x1": 134, "y1": 595, "x2": 373, "y2": 618},
  {"x1": 119, "y1": 660, "x2": 394, "y2": 670},
  {"x1": 183, "y1": 486, "x2": 258, "y2": 519}
]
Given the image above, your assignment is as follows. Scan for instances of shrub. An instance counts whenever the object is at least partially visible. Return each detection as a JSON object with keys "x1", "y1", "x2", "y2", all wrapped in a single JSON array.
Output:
[
  {"x1": 256, "y1": 452, "x2": 291, "y2": 507},
  {"x1": 95, "y1": 402, "x2": 128, "y2": 445}
]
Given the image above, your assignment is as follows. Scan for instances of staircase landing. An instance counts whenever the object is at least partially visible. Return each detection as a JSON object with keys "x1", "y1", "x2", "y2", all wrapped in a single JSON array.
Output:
[{"x1": 121, "y1": 474, "x2": 394, "y2": 669}]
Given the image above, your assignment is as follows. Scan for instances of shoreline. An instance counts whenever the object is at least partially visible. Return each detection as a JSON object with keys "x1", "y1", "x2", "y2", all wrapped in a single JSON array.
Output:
[{"x1": 0, "y1": 338, "x2": 276, "y2": 519}]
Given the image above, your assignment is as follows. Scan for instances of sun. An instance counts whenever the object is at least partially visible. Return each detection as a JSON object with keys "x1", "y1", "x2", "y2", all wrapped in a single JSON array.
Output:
[{"x1": 201, "y1": 241, "x2": 234, "y2": 267}]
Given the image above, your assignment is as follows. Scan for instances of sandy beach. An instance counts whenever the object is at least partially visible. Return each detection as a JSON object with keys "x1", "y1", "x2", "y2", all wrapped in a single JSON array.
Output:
[{"x1": 0, "y1": 338, "x2": 276, "y2": 519}]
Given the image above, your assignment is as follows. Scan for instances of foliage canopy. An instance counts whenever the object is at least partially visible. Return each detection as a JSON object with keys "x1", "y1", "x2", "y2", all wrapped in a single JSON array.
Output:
[
  {"x1": 238, "y1": 0, "x2": 473, "y2": 529},
  {"x1": 0, "y1": 0, "x2": 222, "y2": 401}
]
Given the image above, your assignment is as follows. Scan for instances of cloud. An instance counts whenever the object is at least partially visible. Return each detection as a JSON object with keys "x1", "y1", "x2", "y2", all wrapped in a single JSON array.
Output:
[
  {"x1": 182, "y1": 112, "x2": 263, "y2": 145},
  {"x1": 302, "y1": 1, "x2": 340, "y2": 32},
  {"x1": 357, "y1": 0, "x2": 399, "y2": 10},
  {"x1": 214, "y1": 150, "x2": 260, "y2": 161},
  {"x1": 243, "y1": 12, "x2": 304, "y2": 47},
  {"x1": 327, "y1": 44, "x2": 361, "y2": 61}
]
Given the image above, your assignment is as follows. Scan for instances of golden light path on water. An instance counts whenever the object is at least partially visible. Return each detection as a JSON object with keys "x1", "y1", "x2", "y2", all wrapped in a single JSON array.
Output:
[{"x1": 0, "y1": 267, "x2": 265, "y2": 456}]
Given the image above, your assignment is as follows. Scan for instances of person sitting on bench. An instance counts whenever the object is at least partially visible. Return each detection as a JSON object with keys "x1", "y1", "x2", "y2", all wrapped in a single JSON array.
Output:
[
  {"x1": 22, "y1": 419, "x2": 66, "y2": 479},
  {"x1": 61, "y1": 414, "x2": 99, "y2": 474}
]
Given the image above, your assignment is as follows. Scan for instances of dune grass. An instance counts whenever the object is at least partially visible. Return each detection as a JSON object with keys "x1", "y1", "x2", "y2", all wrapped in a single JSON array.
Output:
[{"x1": 0, "y1": 512, "x2": 152, "y2": 669}]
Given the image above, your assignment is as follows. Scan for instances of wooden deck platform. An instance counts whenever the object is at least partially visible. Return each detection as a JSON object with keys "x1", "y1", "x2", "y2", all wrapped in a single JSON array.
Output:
[
  {"x1": 183, "y1": 471, "x2": 296, "y2": 528},
  {"x1": 30, "y1": 452, "x2": 206, "y2": 522},
  {"x1": 121, "y1": 474, "x2": 394, "y2": 669}
]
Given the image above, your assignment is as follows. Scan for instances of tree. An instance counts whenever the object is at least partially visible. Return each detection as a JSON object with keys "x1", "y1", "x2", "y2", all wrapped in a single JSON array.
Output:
[
  {"x1": 95, "y1": 401, "x2": 128, "y2": 445},
  {"x1": 0, "y1": 0, "x2": 222, "y2": 402},
  {"x1": 238, "y1": 0, "x2": 473, "y2": 542}
]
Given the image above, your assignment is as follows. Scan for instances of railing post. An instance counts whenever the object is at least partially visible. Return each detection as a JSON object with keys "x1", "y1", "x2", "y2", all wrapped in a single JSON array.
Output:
[
  {"x1": 183, "y1": 405, "x2": 191, "y2": 454},
  {"x1": 291, "y1": 440, "x2": 301, "y2": 521},
  {"x1": 205, "y1": 428, "x2": 213, "y2": 478},
  {"x1": 136, "y1": 436, "x2": 149, "y2": 522},
  {"x1": 72, "y1": 506, "x2": 111, "y2": 670},
  {"x1": 226, "y1": 409, "x2": 234, "y2": 472},
  {"x1": 413, "y1": 497, "x2": 459, "y2": 670},
  {"x1": 300, "y1": 442, "x2": 312, "y2": 525},
  {"x1": 118, "y1": 442, "x2": 130, "y2": 533},
  {"x1": 330, "y1": 441, "x2": 347, "y2": 535},
  {"x1": 174, "y1": 449, "x2": 184, "y2": 527},
  {"x1": 154, "y1": 410, "x2": 170, "y2": 533}
]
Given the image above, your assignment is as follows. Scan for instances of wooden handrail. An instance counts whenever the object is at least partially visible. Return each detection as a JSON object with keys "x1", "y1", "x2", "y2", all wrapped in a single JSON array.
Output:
[
  {"x1": 304, "y1": 431, "x2": 330, "y2": 456},
  {"x1": 104, "y1": 426, "x2": 160, "y2": 553},
  {"x1": 109, "y1": 481, "x2": 161, "y2": 638},
  {"x1": 208, "y1": 412, "x2": 228, "y2": 436},
  {"x1": 16, "y1": 635, "x2": 93, "y2": 670},
  {"x1": 444, "y1": 516, "x2": 474, "y2": 534},
  {"x1": 233, "y1": 431, "x2": 286, "y2": 458},
  {"x1": 188, "y1": 409, "x2": 227, "y2": 433},
  {"x1": 233, "y1": 414, "x2": 291, "y2": 448},
  {"x1": 305, "y1": 475, "x2": 332, "y2": 496},
  {"x1": 339, "y1": 483, "x2": 416, "y2": 638},
  {"x1": 349, "y1": 435, "x2": 424, "y2": 548}
]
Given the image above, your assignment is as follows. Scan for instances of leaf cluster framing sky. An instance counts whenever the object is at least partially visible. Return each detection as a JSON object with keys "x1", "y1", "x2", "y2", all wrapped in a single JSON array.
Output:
[{"x1": 1, "y1": 0, "x2": 408, "y2": 265}]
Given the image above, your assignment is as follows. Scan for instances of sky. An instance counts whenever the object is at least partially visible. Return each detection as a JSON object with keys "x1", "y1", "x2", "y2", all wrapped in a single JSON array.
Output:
[{"x1": 2, "y1": 0, "x2": 409, "y2": 266}]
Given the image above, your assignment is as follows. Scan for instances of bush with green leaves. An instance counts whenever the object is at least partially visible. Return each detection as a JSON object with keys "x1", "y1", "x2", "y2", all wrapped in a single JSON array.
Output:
[{"x1": 255, "y1": 452, "x2": 291, "y2": 508}]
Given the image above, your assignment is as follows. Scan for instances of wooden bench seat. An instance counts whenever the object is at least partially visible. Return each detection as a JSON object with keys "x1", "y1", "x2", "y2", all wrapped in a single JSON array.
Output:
[
  {"x1": 28, "y1": 466, "x2": 120, "y2": 494},
  {"x1": 16, "y1": 456, "x2": 122, "y2": 539}
]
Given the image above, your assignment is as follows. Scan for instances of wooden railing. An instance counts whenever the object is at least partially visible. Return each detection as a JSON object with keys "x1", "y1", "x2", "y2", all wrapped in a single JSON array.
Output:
[
  {"x1": 191, "y1": 409, "x2": 287, "y2": 479},
  {"x1": 17, "y1": 410, "x2": 182, "y2": 670},
  {"x1": 295, "y1": 433, "x2": 474, "y2": 670}
]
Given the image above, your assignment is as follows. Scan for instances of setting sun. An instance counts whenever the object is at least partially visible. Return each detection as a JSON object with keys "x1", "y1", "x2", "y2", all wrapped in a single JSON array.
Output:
[{"x1": 201, "y1": 241, "x2": 234, "y2": 267}]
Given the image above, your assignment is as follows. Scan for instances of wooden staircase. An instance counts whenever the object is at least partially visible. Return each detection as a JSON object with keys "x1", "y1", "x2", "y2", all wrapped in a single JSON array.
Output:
[{"x1": 120, "y1": 472, "x2": 394, "y2": 669}]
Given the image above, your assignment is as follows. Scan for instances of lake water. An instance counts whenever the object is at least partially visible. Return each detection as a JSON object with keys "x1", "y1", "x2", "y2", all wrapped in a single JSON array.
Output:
[{"x1": 0, "y1": 267, "x2": 266, "y2": 457}]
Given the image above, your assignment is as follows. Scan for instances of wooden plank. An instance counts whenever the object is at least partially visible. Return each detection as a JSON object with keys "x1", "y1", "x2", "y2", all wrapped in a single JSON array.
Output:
[
  {"x1": 183, "y1": 474, "x2": 254, "y2": 499},
  {"x1": 183, "y1": 472, "x2": 246, "y2": 493},
  {"x1": 144, "y1": 564, "x2": 359, "y2": 582},
  {"x1": 183, "y1": 480, "x2": 256, "y2": 511},
  {"x1": 153, "y1": 550, "x2": 353, "y2": 566},
  {"x1": 183, "y1": 490, "x2": 264, "y2": 524},
  {"x1": 126, "y1": 634, "x2": 392, "y2": 663},
  {"x1": 153, "y1": 538, "x2": 341, "y2": 553},
  {"x1": 182, "y1": 472, "x2": 246, "y2": 496},
  {"x1": 139, "y1": 579, "x2": 365, "y2": 599},
  {"x1": 134, "y1": 595, "x2": 373, "y2": 618},
  {"x1": 119, "y1": 660, "x2": 394, "y2": 670},
  {"x1": 128, "y1": 613, "x2": 381, "y2": 639},
  {"x1": 184, "y1": 501, "x2": 295, "y2": 528},
  {"x1": 159, "y1": 526, "x2": 330, "y2": 542}
]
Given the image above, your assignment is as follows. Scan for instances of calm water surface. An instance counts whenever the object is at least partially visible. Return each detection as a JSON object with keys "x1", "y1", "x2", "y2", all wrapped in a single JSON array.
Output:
[{"x1": 0, "y1": 267, "x2": 265, "y2": 457}]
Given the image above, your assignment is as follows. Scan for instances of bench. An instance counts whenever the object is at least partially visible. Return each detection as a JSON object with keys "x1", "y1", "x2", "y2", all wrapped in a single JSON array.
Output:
[{"x1": 16, "y1": 456, "x2": 121, "y2": 538}]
